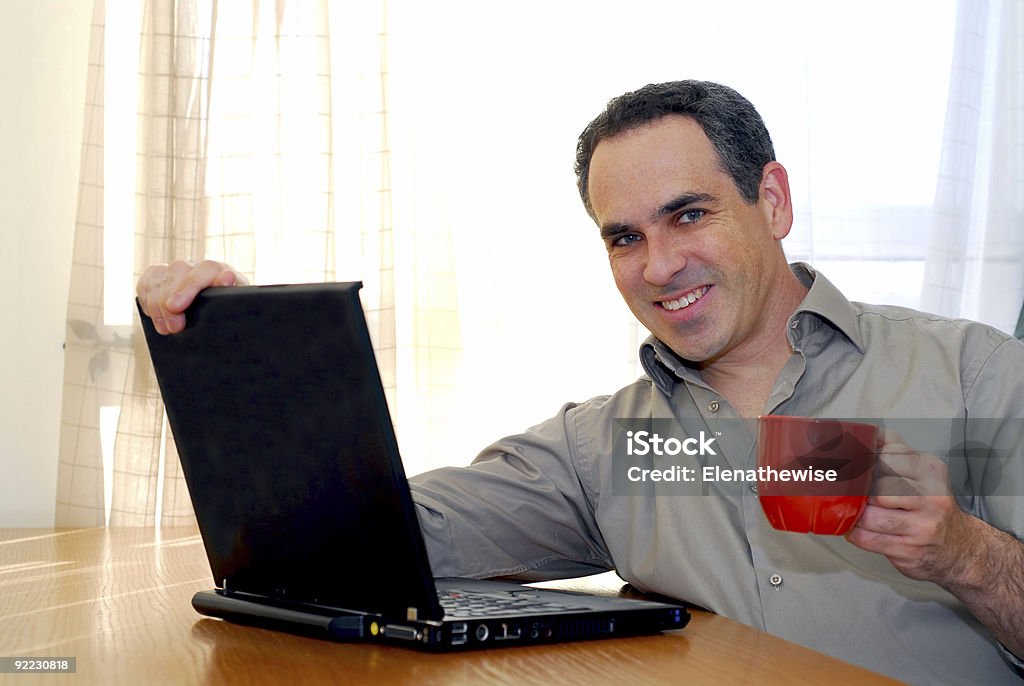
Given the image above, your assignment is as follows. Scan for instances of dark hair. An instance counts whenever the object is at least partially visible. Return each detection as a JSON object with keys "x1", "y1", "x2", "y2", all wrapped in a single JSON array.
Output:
[{"x1": 574, "y1": 80, "x2": 776, "y2": 218}]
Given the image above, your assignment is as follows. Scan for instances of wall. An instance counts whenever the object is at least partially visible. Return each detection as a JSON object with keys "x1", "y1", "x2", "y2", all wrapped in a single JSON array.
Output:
[{"x1": 0, "y1": 1, "x2": 92, "y2": 526}]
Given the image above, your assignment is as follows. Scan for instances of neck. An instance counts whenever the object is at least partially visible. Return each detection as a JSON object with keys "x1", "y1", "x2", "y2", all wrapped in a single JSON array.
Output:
[{"x1": 699, "y1": 269, "x2": 809, "y2": 417}]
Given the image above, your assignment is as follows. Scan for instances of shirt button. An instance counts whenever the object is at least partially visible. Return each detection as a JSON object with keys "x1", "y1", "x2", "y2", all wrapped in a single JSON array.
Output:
[
  {"x1": 789, "y1": 319, "x2": 800, "y2": 329},
  {"x1": 749, "y1": 483, "x2": 758, "y2": 495},
  {"x1": 769, "y1": 573, "x2": 783, "y2": 588},
  {"x1": 708, "y1": 400, "x2": 720, "y2": 413}
]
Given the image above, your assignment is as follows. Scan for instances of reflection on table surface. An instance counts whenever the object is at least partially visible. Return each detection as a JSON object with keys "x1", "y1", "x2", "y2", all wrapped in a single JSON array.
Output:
[{"x1": 0, "y1": 527, "x2": 902, "y2": 685}]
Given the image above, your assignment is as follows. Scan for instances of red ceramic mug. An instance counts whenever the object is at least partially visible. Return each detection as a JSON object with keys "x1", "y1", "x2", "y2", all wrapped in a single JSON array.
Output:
[{"x1": 756, "y1": 416, "x2": 879, "y2": 535}]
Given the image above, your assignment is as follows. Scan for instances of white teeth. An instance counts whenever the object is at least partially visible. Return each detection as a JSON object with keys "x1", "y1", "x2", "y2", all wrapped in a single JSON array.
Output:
[{"x1": 661, "y1": 286, "x2": 708, "y2": 311}]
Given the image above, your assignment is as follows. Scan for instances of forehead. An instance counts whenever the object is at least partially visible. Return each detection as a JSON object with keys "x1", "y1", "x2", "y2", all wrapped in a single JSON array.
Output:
[{"x1": 588, "y1": 115, "x2": 729, "y2": 221}]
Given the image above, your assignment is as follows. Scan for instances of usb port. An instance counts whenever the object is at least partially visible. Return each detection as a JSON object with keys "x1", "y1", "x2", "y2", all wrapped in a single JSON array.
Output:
[
  {"x1": 383, "y1": 624, "x2": 420, "y2": 641},
  {"x1": 451, "y1": 622, "x2": 468, "y2": 634},
  {"x1": 451, "y1": 633, "x2": 468, "y2": 646}
]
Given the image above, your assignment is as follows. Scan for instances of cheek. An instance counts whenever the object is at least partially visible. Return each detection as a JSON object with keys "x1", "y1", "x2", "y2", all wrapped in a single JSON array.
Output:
[{"x1": 608, "y1": 255, "x2": 639, "y2": 294}]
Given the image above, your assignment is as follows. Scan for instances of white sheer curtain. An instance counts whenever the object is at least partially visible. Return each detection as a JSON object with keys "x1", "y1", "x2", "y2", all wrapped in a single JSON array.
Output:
[
  {"x1": 57, "y1": 0, "x2": 1022, "y2": 526},
  {"x1": 56, "y1": 0, "x2": 407, "y2": 526},
  {"x1": 922, "y1": 0, "x2": 1024, "y2": 333}
]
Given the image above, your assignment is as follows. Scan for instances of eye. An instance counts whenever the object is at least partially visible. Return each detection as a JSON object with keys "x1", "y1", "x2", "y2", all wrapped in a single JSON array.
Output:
[
  {"x1": 611, "y1": 233, "x2": 643, "y2": 247},
  {"x1": 678, "y1": 209, "x2": 706, "y2": 225}
]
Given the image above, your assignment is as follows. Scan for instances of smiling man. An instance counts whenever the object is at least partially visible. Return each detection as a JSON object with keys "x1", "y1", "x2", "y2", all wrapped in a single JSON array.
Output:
[
  {"x1": 587, "y1": 114, "x2": 806, "y2": 418},
  {"x1": 137, "y1": 80, "x2": 1024, "y2": 684},
  {"x1": 416, "y1": 82, "x2": 1024, "y2": 685}
]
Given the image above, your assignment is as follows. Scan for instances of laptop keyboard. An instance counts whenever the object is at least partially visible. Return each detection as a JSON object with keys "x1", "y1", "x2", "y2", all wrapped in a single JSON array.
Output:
[{"x1": 440, "y1": 589, "x2": 589, "y2": 618}]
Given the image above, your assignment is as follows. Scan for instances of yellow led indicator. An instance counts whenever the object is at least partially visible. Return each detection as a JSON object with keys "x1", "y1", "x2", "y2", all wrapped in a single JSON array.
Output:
[{"x1": 370, "y1": 621, "x2": 380, "y2": 636}]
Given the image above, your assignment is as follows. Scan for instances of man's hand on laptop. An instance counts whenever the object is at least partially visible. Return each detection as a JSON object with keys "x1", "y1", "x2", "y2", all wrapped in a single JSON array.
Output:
[{"x1": 137, "y1": 260, "x2": 248, "y2": 335}]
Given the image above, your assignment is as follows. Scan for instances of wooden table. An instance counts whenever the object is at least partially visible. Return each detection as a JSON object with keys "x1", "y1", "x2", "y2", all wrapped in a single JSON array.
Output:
[{"x1": 0, "y1": 528, "x2": 902, "y2": 685}]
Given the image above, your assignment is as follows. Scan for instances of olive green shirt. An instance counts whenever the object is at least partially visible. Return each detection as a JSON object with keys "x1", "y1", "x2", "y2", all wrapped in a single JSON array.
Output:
[{"x1": 410, "y1": 263, "x2": 1024, "y2": 685}]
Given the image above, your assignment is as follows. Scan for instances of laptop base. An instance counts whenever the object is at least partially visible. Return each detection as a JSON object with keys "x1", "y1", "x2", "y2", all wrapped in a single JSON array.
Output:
[{"x1": 193, "y1": 580, "x2": 689, "y2": 651}]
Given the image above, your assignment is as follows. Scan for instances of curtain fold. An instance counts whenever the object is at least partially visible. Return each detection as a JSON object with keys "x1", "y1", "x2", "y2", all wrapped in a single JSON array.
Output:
[
  {"x1": 56, "y1": 0, "x2": 111, "y2": 527},
  {"x1": 56, "y1": 0, "x2": 393, "y2": 526},
  {"x1": 922, "y1": 0, "x2": 1024, "y2": 333}
]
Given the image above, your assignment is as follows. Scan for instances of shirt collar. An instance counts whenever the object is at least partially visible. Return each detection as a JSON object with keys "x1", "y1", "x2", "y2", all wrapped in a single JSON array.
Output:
[
  {"x1": 639, "y1": 262, "x2": 866, "y2": 396},
  {"x1": 789, "y1": 262, "x2": 866, "y2": 353}
]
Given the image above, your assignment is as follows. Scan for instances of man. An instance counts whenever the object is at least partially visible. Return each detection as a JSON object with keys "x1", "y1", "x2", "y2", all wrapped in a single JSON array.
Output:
[{"x1": 137, "y1": 81, "x2": 1024, "y2": 684}]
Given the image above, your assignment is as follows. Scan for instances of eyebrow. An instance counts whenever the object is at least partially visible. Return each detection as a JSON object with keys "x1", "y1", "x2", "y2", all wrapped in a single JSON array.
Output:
[{"x1": 599, "y1": 192, "x2": 717, "y2": 240}]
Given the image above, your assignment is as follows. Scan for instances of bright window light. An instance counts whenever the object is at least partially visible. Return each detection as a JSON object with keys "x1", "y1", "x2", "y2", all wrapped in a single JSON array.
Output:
[
  {"x1": 99, "y1": 405, "x2": 119, "y2": 525},
  {"x1": 103, "y1": 0, "x2": 141, "y2": 326}
]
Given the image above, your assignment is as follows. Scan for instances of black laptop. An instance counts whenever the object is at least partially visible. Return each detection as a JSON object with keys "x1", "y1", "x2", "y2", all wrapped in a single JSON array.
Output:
[{"x1": 137, "y1": 282, "x2": 688, "y2": 650}]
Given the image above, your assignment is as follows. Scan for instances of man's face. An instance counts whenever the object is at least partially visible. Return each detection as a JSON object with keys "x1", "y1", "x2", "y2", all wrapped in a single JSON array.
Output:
[{"x1": 587, "y1": 115, "x2": 789, "y2": 365}]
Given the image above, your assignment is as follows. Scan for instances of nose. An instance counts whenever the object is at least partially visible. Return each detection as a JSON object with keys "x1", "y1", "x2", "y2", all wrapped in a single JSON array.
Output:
[{"x1": 642, "y1": 229, "x2": 687, "y2": 286}]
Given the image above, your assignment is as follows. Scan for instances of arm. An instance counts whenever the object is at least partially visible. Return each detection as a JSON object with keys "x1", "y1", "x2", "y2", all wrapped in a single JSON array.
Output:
[
  {"x1": 409, "y1": 402, "x2": 614, "y2": 581},
  {"x1": 848, "y1": 430, "x2": 1024, "y2": 659},
  {"x1": 136, "y1": 259, "x2": 248, "y2": 334}
]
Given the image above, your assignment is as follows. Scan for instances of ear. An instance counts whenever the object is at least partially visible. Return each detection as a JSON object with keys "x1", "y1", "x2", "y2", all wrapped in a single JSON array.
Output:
[{"x1": 760, "y1": 162, "x2": 793, "y2": 240}]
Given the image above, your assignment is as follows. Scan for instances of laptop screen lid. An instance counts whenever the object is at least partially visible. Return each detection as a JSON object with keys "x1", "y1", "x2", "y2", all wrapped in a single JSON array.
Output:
[{"x1": 138, "y1": 282, "x2": 443, "y2": 621}]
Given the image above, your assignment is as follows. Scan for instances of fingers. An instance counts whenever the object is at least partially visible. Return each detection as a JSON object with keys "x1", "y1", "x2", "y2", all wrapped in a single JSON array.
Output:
[
  {"x1": 856, "y1": 503, "x2": 914, "y2": 534},
  {"x1": 211, "y1": 269, "x2": 249, "y2": 287},
  {"x1": 848, "y1": 432, "x2": 971, "y2": 585},
  {"x1": 136, "y1": 259, "x2": 245, "y2": 335},
  {"x1": 870, "y1": 434, "x2": 950, "y2": 506},
  {"x1": 849, "y1": 498, "x2": 967, "y2": 583},
  {"x1": 877, "y1": 428, "x2": 905, "y2": 448},
  {"x1": 854, "y1": 438, "x2": 956, "y2": 537},
  {"x1": 136, "y1": 261, "x2": 186, "y2": 334},
  {"x1": 168, "y1": 260, "x2": 243, "y2": 314}
]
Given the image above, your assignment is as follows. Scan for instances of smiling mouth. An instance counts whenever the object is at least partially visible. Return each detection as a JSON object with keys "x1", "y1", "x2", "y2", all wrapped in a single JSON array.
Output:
[{"x1": 658, "y1": 286, "x2": 710, "y2": 311}]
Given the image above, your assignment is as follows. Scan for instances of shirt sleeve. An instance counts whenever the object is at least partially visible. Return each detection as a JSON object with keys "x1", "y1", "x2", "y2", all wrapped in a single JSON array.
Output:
[
  {"x1": 408, "y1": 402, "x2": 614, "y2": 581},
  {"x1": 963, "y1": 332, "x2": 1024, "y2": 676},
  {"x1": 962, "y1": 331, "x2": 1024, "y2": 538}
]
